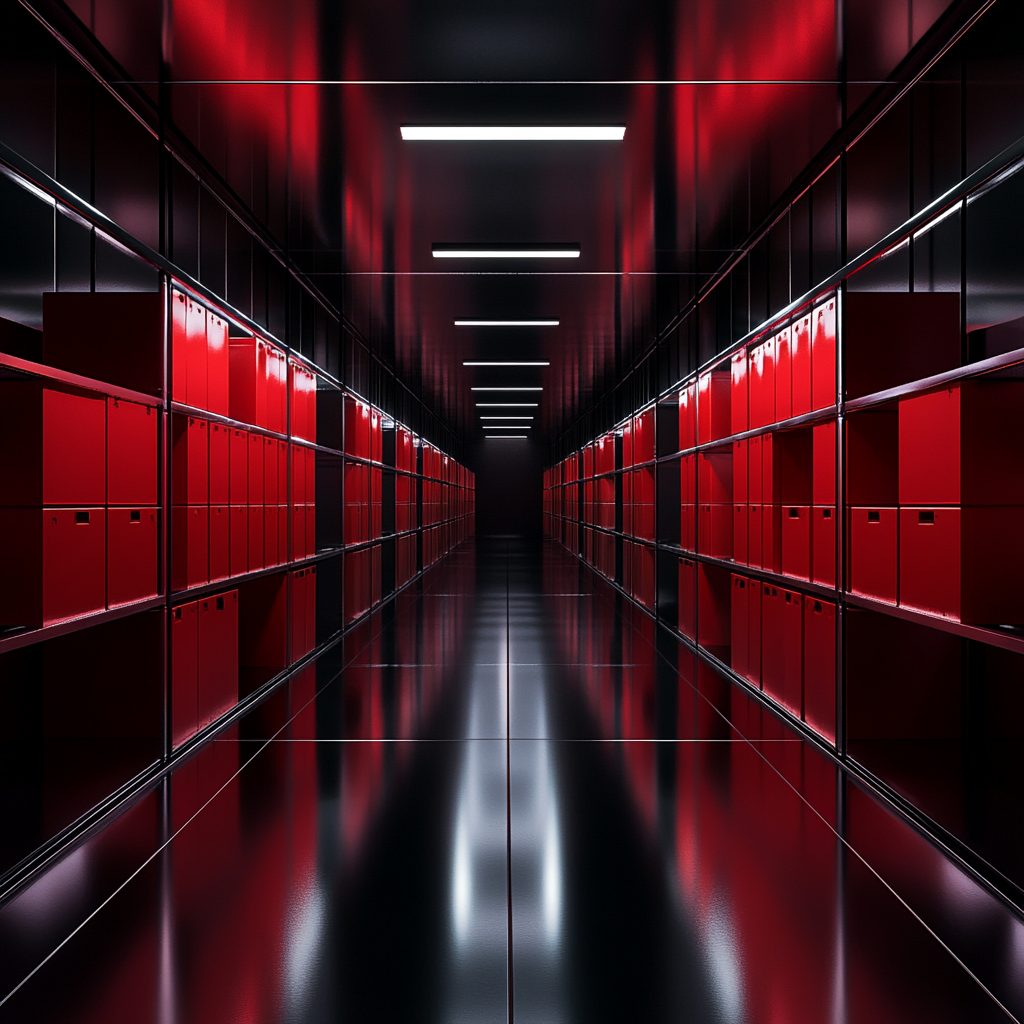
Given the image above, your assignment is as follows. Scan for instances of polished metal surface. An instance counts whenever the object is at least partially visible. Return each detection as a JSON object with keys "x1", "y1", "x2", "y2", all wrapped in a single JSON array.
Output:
[{"x1": 1, "y1": 539, "x2": 1021, "y2": 1022}]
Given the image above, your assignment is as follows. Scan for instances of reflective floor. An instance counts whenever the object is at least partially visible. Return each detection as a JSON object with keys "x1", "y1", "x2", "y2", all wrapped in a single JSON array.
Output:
[{"x1": 1, "y1": 539, "x2": 1023, "y2": 1023}]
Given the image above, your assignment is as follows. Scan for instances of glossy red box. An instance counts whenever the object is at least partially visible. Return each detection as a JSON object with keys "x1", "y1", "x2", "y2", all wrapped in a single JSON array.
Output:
[
  {"x1": 781, "y1": 506, "x2": 811, "y2": 580},
  {"x1": 292, "y1": 445, "x2": 306, "y2": 505},
  {"x1": 197, "y1": 589, "x2": 238, "y2": 730},
  {"x1": 761, "y1": 585, "x2": 784, "y2": 702},
  {"x1": 277, "y1": 440, "x2": 289, "y2": 503},
  {"x1": 774, "y1": 327, "x2": 792, "y2": 422},
  {"x1": 208, "y1": 422, "x2": 230, "y2": 505},
  {"x1": 680, "y1": 454, "x2": 696, "y2": 505},
  {"x1": 747, "y1": 504, "x2": 763, "y2": 567},
  {"x1": 811, "y1": 298, "x2": 836, "y2": 410},
  {"x1": 206, "y1": 311, "x2": 229, "y2": 416},
  {"x1": 731, "y1": 574, "x2": 749, "y2": 679},
  {"x1": 698, "y1": 370, "x2": 731, "y2": 443},
  {"x1": 305, "y1": 505, "x2": 316, "y2": 556},
  {"x1": 781, "y1": 588, "x2": 803, "y2": 717},
  {"x1": 595, "y1": 434, "x2": 615, "y2": 475},
  {"x1": 811, "y1": 506, "x2": 836, "y2": 587},
  {"x1": 680, "y1": 503, "x2": 695, "y2": 551},
  {"x1": 289, "y1": 359, "x2": 308, "y2": 442},
  {"x1": 108, "y1": 398, "x2": 157, "y2": 506},
  {"x1": 229, "y1": 336, "x2": 269, "y2": 428},
  {"x1": 229, "y1": 506, "x2": 247, "y2": 577},
  {"x1": 849, "y1": 508, "x2": 898, "y2": 604},
  {"x1": 747, "y1": 434, "x2": 763, "y2": 502},
  {"x1": 278, "y1": 504, "x2": 288, "y2": 563},
  {"x1": 248, "y1": 431, "x2": 264, "y2": 506},
  {"x1": 747, "y1": 578, "x2": 762, "y2": 685},
  {"x1": 678, "y1": 383, "x2": 696, "y2": 452},
  {"x1": 248, "y1": 506, "x2": 264, "y2": 571},
  {"x1": 804, "y1": 599, "x2": 836, "y2": 744},
  {"x1": 898, "y1": 382, "x2": 1024, "y2": 506},
  {"x1": 344, "y1": 396, "x2": 371, "y2": 459},
  {"x1": 171, "y1": 601, "x2": 198, "y2": 747},
  {"x1": 172, "y1": 416, "x2": 208, "y2": 506},
  {"x1": 762, "y1": 504, "x2": 782, "y2": 574},
  {"x1": 0, "y1": 383, "x2": 106, "y2": 506},
  {"x1": 733, "y1": 505, "x2": 748, "y2": 564},
  {"x1": 813, "y1": 422, "x2": 836, "y2": 506},
  {"x1": 263, "y1": 435, "x2": 279, "y2": 504},
  {"x1": 229, "y1": 428, "x2": 248, "y2": 505},
  {"x1": 264, "y1": 504, "x2": 280, "y2": 567},
  {"x1": 171, "y1": 289, "x2": 189, "y2": 404},
  {"x1": 791, "y1": 314, "x2": 812, "y2": 417},
  {"x1": 185, "y1": 298, "x2": 208, "y2": 411},
  {"x1": 632, "y1": 543, "x2": 655, "y2": 609},
  {"x1": 107, "y1": 507, "x2": 158, "y2": 606},
  {"x1": 267, "y1": 345, "x2": 288, "y2": 434},
  {"x1": 209, "y1": 505, "x2": 230, "y2": 582},
  {"x1": 749, "y1": 340, "x2": 775, "y2": 428},
  {"x1": 172, "y1": 506, "x2": 208, "y2": 591},
  {"x1": 697, "y1": 565, "x2": 730, "y2": 650},
  {"x1": 698, "y1": 451, "x2": 733, "y2": 504},
  {"x1": 731, "y1": 351, "x2": 748, "y2": 435},
  {"x1": 291, "y1": 506, "x2": 305, "y2": 563},
  {"x1": 633, "y1": 407, "x2": 655, "y2": 464},
  {"x1": 698, "y1": 503, "x2": 733, "y2": 559}
]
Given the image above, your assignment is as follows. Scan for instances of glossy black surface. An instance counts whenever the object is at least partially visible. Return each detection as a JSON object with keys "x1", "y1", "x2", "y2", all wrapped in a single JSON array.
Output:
[{"x1": 1, "y1": 539, "x2": 1021, "y2": 1023}]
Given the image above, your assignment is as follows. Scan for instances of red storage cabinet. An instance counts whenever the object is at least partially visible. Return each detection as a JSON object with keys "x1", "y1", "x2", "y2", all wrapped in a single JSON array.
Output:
[
  {"x1": 698, "y1": 369, "x2": 731, "y2": 443},
  {"x1": 206, "y1": 311, "x2": 229, "y2": 416},
  {"x1": 781, "y1": 506, "x2": 811, "y2": 580},
  {"x1": 108, "y1": 507, "x2": 158, "y2": 606},
  {"x1": 185, "y1": 298, "x2": 208, "y2": 411},
  {"x1": 774, "y1": 326, "x2": 792, "y2": 422},
  {"x1": 804, "y1": 599, "x2": 836, "y2": 744},
  {"x1": 761, "y1": 505, "x2": 782, "y2": 574},
  {"x1": 811, "y1": 298, "x2": 836, "y2": 410},
  {"x1": 761, "y1": 585, "x2": 784, "y2": 702},
  {"x1": 633, "y1": 408, "x2": 655, "y2": 464},
  {"x1": 197, "y1": 589, "x2": 238, "y2": 730},
  {"x1": 678, "y1": 384, "x2": 696, "y2": 452},
  {"x1": 849, "y1": 508, "x2": 898, "y2": 604},
  {"x1": 209, "y1": 505, "x2": 229, "y2": 581},
  {"x1": 208, "y1": 422, "x2": 230, "y2": 506},
  {"x1": 229, "y1": 428, "x2": 248, "y2": 505},
  {"x1": 263, "y1": 436, "x2": 279, "y2": 504},
  {"x1": 173, "y1": 506, "x2": 208, "y2": 590},
  {"x1": 264, "y1": 505, "x2": 280, "y2": 567},
  {"x1": 229, "y1": 336, "x2": 269, "y2": 428},
  {"x1": 107, "y1": 398, "x2": 157, "y2": 506},
  {"x1": 172, "y1": 416, "x2": 208, "y2": 506},
  {"x1": 732, "y1": 441, "x2": 748, "y2": 504},
  {"x1": 747, "y1": 503, "x2": 763, "y2": 568},
  {"x1": 811, "y1": 507, "x2": 836, "y2": 587},
  {"x1": 171, "y1": 601, "x2": 199, "y2": 747},
  {"x1": 731, "y1": 575, "x2": 749, "y2": 679},
  {"x1": 248, "y1": 505, "x2": 264, "y2": 571},
  {"x1": 781, "y1": 589, "x2": 803, "y2": 718},
  {"x1": 731, "y1": 351, "x2": 748, "y2": 434},
  {"x1": 171, "y1": 289, "x2": 189, "y2": 404},
  {"x1": 733, "y1": 505, "x2": 748, "y2": 564},
  {"x1": 248, "y1": 431, "x2": 264, "y2": 506},
  {"x1": 790, "y1": 314, "x2": 812, "y2": 417},
  {"x1": 230, "y1": 506, "x2": 247, "y2": 576}
]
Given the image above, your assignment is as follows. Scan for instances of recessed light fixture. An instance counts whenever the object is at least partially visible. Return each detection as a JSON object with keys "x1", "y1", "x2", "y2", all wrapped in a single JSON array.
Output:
[
  {"x1": 486, "y1": 435, "x2": 528, "y2": 439},
  {"x1": 463, "y1": 361, "x2": 549, "y2": 367},
  {"x1": 401, "y1": 126, "x2": 625, "y2": 141},
  {"x1": 480, "y1": 416, "x2": 534, "y2": 420},
  {"x1": 455, "y1": 319, "x2": 559, "y2": 327},
  {"x1": 472, "y1": 387, "x2": 543, "y2": 391},
  {"x1": 433, "y1": 244, "x2": 580, "y2": 259},
  {"x1": 476, "y1": 403, "x2": 539, "y2": 407},
  {"x1": 484, "y1": 425, "x2": 531, "y2": 429}
]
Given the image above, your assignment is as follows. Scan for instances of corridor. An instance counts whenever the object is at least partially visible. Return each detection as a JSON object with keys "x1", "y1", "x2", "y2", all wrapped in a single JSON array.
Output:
[{"x1": 0, "y1": 540, "x2": 1020, "y2": 1023}]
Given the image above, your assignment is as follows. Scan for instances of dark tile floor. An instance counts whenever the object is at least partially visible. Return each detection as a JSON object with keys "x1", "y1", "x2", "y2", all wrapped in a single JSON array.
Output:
[{"x1": 0, "y1": 538, "x2": 1022, "y2": 1022}]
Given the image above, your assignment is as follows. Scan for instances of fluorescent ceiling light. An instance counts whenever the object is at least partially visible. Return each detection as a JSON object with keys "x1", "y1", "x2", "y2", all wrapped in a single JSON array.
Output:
[
  {"x1": 463, "y1": 361, "x2": 549, "y2": 367},
  {"x1": 476, "y1": 403, "x2": 538, "y2": 407},
  {"x1": 455, "y1": 319, "x2": 559, "y2": 327},
  {"x1": 486, "y1": 435, "x2": 528, "y2": 439},
  {"x1": 402, "y1": 126, "x2": 625, "y2": 141},
  {"x1": 433, "y1": 244, "x2": 580, "y2": 259},
  {"x1": 480, "y1": 416, "x2": 533, "y2": 420},
  {"x1": 472, "y1": 387, "x2": 543, "y2": 391},
  {"x1": 485, "y1": 425, "x2": 531, "y2": 429}
]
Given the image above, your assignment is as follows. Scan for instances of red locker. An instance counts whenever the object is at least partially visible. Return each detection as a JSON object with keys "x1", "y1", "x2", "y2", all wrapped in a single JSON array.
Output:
[
  {"x1": 206, "y1": 312, "x2": 229, "y2": 416},
  {"x1": 186, "y1": 299, "x2": 208, "y2": 410},
  {"x1": 733, "y1": 440, "x2": 748, "y2": 504},
  {"x1": 633, "y1": 407, "x2": 655, "y2": 464},
  {"x1": 761, "y1": 585, "x2": 784, "y2": 702},
  {"x1": 209, "y1": 422, "x2": 230, "y2": 505},
  {"x1": 264, "y1": 436, "x2": 279, "y2": 505},
  {"x1": 697, "y1": 370, "x2": 731, "y2": 443},
  {"x1": 278, "y1": 505, "x2": 288, "y2": 564},
  {"x1": 172, "y1": 416, "x2": 208, "y2": 506},
  {"x1": 248, "y1": 431, "x2": 264, "y2": 506},
  {"x1": 804, "y1": 599, "x2": 836, "y2": 744},
  {"x1": 697, "y1": 566, "x2": 730, "y2": 650},
  {"x1": 731, "y1": 575, "x2": 749, "y2": 680},
  {"x1": 197, "y1": 589, "x2": 238, "y2": 729},
  {"x1": 781, "y1": 589, "x2": 803, "y2": 718},
  {"x1": 291, "y1": 568, "x2": 308, "y2": 661},
  {"x1": 248, "y1": 506, "x2": 265, "y2": 571},
  {"x1": 289, "y1": 360, "x2": 308, "y2": 441},
  {"x1": 781, "y1": 506, "x2": 811, "y2": 580},
  {"x1": 171, "y1": 601, "x2": 198, "y2": 747},
  {"x1": 762, "y1": 505, "x2": 782, "y2": 574},
  {"x1": 370, "y1": 409, "x2": 383, "y2": 464},
  {"x1": 107, "y1": 507, "x2": 158, "y2": 606},
  {"x1": 344, "y1": 396, "x2": 371, "y2": 458},
  {"x1": 681, "y1": 454, "x2": 696, "y2": 505},
  {"x1": 0, "y1": 383, "x2": 106, "y2": 506},
  {"x1": 813, "y1": 421, "x2": 836, "y2": 506},
  {"x1": 24, "y1": 508, "x2": 105, "y2": 625},
  {"x1": 229, "y1": 428, "x2": 248, "y2": 505},
  {"x1": 678, "y1": 384, "x2": 696, "y2": 452},
  {"x1": 172, "y1": 506, "x2": 208, "y2": 590},
  {"x1": 698, "y1": 451, "x2": 732, "y2": 504},
  {"x1": 748, "y1": 504, "x2": 763, "y2": 568},
  {"x1": 229, "y1": 336, "x2": 270, "y2": 428},
  {"x1": 305, "y1": 505, "x2": 316, "y2": 556},
  {"x1": 267, "y1": 345, "x2": 288, "y2": 434},
  {"x1": 791, "y1": 314, "x2": 812, "y2": 416},
  {"x1": 774, "y1": 327, "x2": 792, "y2": 422},
  {"x1": 747, "y1": 579, "x2": 762, "y2": 685},
  {"x1": 733, "y1": 505, "x2": 748, "y2": 564},
  {"x1": 277, "y1": 440, "x2": 288, "y2": 504},
  {"x1": 748, "y1": 434, "x2": 763, "y2": 502},
  {"x1": 171, "y1": 289, "x2": 188, "y2": 404},
  {"x1": 209, "y1": 505, "x2": 229, "y2": 581},
  {"x1": 680, "y1": 503, "x2": 695, "y2": 551},
  {"x1": 306, "y1": 448, "x2": 316, "y2": 504},
  {"x1": 107, "y1": 399, "x2": 158, "y2": 506},
  {"x1": 679, "y1": 558, "x2": 696, "y2": 639},
  {"x1": 811, "y1": 507, "x2": 836, "y2": 587},
  {"x1": 698, "y1": 504, "x2": 733, "y2": 559},
  {"x1": 849, "y1": 508, "x2": 898, "y2": 604},
  {"x1": 811, "y1": 298, "x2": 836, "y2": 410},
  {"x1": 230, "y1": 506, "x2": 247, "y2": 577},
  {"x1": 291, "y1": 444, "x2": 306, "y2": 505},
  {"x1": 264, "y1": 504, "x2": 279, "y2": 567},
  {"x1": 731, "y1": 350, "x2": 748, "y2": 434}
]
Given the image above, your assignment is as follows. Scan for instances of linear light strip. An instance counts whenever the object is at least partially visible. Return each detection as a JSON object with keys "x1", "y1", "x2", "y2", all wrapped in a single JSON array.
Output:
[
  {"x1": 472, "y1": 387, "x2": 543, "y2": 391},
  {"x1": 455, "y1": 319, "x2": 559, "y2": 327},
  {"x1": 401, "y1": 126, "x2": 625, "y2": 141},
  {"x1": 483, "y1": 424, "x2": 531, "y2": 428},
  {"x1": 463, "y1": 361, "x2": 549, "y2": 366},
  {"x1": 475, "y1": 403, "x2": 538, "y2": 407},
  {"x1": 480, "y1": 416, "x2": 533, "y2": 420},
  {"x1": 433, "y1": 249, "x2": 580, "y2": 259},
  {"x1": 485, "y1": 435, "x2": 528, "y2": 439}
]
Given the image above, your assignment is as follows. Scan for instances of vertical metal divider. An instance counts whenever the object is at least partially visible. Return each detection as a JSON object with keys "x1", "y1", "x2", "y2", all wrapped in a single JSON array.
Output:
[
  {"x1": 836, "y1": 284, "x2": 847, "y2": 759},
  {"x1": 162, "y1": 275, "x2": 173, "y2": 765}
]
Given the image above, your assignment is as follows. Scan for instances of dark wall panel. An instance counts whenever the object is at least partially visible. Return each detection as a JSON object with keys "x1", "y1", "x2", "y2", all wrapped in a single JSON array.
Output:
[{"x1": 473, "y1": 441, "x2": 543, "y2": 539}]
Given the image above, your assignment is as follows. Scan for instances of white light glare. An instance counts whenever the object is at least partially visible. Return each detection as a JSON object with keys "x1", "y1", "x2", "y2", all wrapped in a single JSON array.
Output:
[
  {"x1": 463, "y1": 361, "x2": 549, "y2": 367},
  {"x1": 476, "y1": 403, "x2": 538, "y2": 407},
  {"x1": 455, "y1": 320, "x2": 559, "y2": 327},
  {"x1": 433, "y1": 248, "x2": 579, "y2": 259},
  {"x1": 480, "y1": 416, "x2": 533, "y2": 420},
  {"x1": 402, "y1": 126, "x2": 625, "y2": 141},
  {"x1": 472, "y1": 387, "x2": 543, "y2": 392},
  {"x1": 486, "y1": 435, "x2": 528, "y2": 439},
  {"x1": 484, "y1": 425, "x2": 531, "y2": 429}
]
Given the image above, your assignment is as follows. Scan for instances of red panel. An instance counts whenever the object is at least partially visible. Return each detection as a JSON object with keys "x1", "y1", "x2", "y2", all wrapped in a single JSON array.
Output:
[
  {"x1": 849, "y1": 508, "x2": 898, "y2": 604},
  {"x1": 172, "y1": 416, "x2": 208, "y2": 506},
  {"x1": 812, "y1": 421, "x2": 836, "y2": 506},
  {"x1": 41, "y1": 508, "x2": 106, "y2": 624},
  {"x1": 698, "y1": 370, "x2": 731, "y2": 443},
  {"x1": 761, "y1": 585, "x2": 784, "y2": 702},
  {"x1": 731, "y1": 351, "x2": 748, "y2": 434},
  {"x1": 631, "y1": 543, "x2": 655, "y2": 610},
  {"x1": 680, "y1": 454, "x2": 695, "y2": 505},
  {"x1": 185, "y1": 299, "x2": 208, "y2": 411},
  {"x1": 289, "y1": 359, "x2": 307, "y2": 441},
  {"x1": 747, "y1": 434, "x2": 763, "y2": 503},
  {"x1": 229, "y1": 428, "x2": 248, "y2": 506},
  {"x1": 698, "y1": 504, "x2": 733, "y2": 559},
  {"x1": 171, "y1": 289, "x2": 188, "y2": 403},
  {"x1": 171, "y1": 601, "x2": 198, "y2": 747},
  {"x1": 791, "y1": 314, "x2": 812, "y2": 417},
  {"x1": 732, "y1": 440, "x2": 748, "y2": 504},
  {"x1": 107, "y1": 507, "x2": 158, "y2": 606},
  {"x1": 811, "y1": 297, "x2": 836, "y2": 410},
  {"x1": 762, "y1": 505, "x2": 782, "y2": 574},
  {"x1": 811, "y1": 506, "x2": 836, "y2": 587},
  {"x1": 747, "y1": 579, "x2": 762, "y2": 685},
  {"x1": 697, "y1": 565, "x2": 730, "y2": 649},
  {"x1": 633, "y1": 407, "x2": 655, "y2": 463},
  {"x1": 229, "y1": 337, "x2": 268, "y2": 427},
  {"x1": 264, "y1": 436, "x2": 279, "y2": 505},
  {"x1": 278, "y1": 504, "x2": 288, "y2": 564},
  {"x1": 804, "y1": 599, "x2": 836, "y2": 744},
  {"x1": 107, "y1": 399, "x2": 158, "y2": 506},
  {"x1": 230, "y1": 506, "x2": 247, "y2": 577},
  {"x1": 899, "y1": 507, "x2": 958, "y2": 619},
  {"x1": 761, "y1": 432, "x2": 779, "y2": 505},
  {"x1": 268, "y1": 345, "x2": 288, "y2": 434},
  {"x1": 774, "y1": 327, "x2": 792, "y2": 422},
  {"x1": 731, "y1": 575, "x2": 749, "y2": 680},
  {"x1": 209, "y1": 422, "x2": 230, "y2": 505},
  {"x1": 680, "y1": 503, "x2": 695, "y2": 551},
  {"x1": 248, "y1": 505, "x2": 264, "y2": 571},
  {"x1": 678, "y1": 384, "x2": 696, "y2": 452},
  {"x1": 248, "y1": 431, "x2": 264, "y2": 506},
  {"x1": 698, "y1": 451, "x2": 733, "y2": 504},
  {"x1": 306, "y1": 448, "x2": 316, "y2": 504},
  {"x1": 305, "y1": 505, "x2": 315, "y2": 557},
  {"x1": 733, "y1": 505, "x2": 748, "y2": 565},
  {"x1": 747, "y1": 504, "x2": 763, "y2": 568},
  {"x1": 209, "y1": 505, "x2": 230, "y2": 582},
  {"x1": 278, "y1": 440, "x2": 289, "y2": 505},
  {"x1": 198, "y1": 589, "x2": 238, "y2": 729},
  {"x1": 172, "y1": 505, "x2": 208, "y2": 591},
  {"x1": 291, "y1": 444, "x2": 306, "y2": 505},
  {"x1": 781, "y1": 589, "x2": 803, "y2": 717},
  {"x1": 264, "y1": 504, "x2": 279, "y2": 567},
  {"x1": 781, "y1": 506, "x2": 811, "y2": 581},
  {"x1": 206, "y1": 311, "x2": 229, "y2": 416}
]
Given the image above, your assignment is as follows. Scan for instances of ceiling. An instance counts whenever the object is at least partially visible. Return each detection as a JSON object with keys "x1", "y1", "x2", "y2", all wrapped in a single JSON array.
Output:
[{"x1": 64, "y1": 0, "x2": 948, "y2": 449}]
